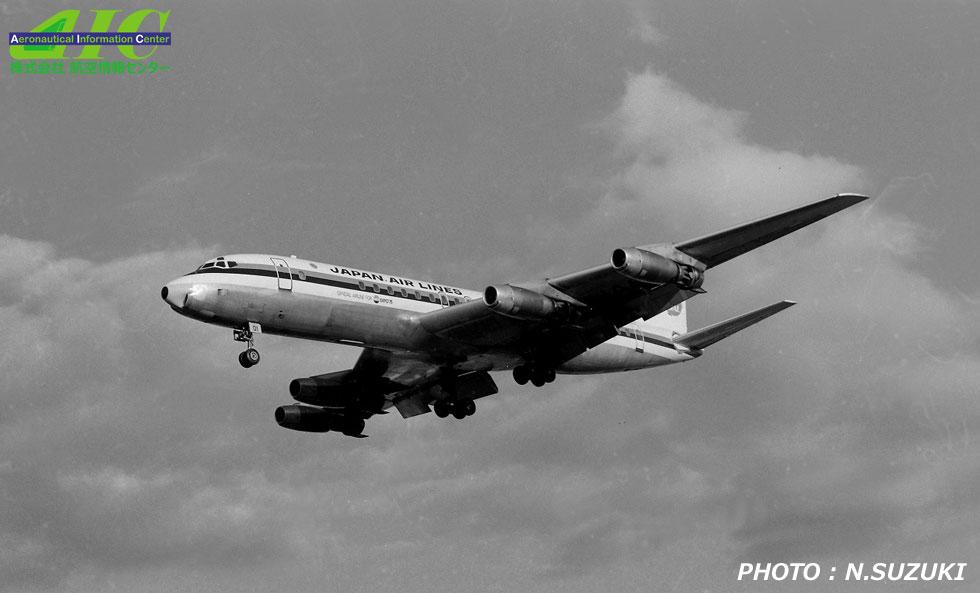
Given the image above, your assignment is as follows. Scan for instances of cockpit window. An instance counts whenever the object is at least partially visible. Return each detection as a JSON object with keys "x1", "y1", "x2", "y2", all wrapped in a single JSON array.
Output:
[{"x1": 196, "y1": 259, "x2": 238, "y2": 271}]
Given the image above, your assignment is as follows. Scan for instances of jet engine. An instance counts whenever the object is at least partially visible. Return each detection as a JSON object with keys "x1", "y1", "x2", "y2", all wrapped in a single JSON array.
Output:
[
  {"x1": 611, "y1": 247, "x2": 704, "y2": 289},
  {"x1": 289, "y1": 377, "x2": 385, "y2": 411},
  {"x1": 483, "y1": 284, "x2": 567, "y2": 320},
  {"x1": 274, "y1": 404, "x2": 365, "y2": 435}
]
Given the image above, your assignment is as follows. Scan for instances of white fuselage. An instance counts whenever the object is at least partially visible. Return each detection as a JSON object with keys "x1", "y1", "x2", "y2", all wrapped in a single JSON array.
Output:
[{"x1": 162, "y1": 254, "x2": 696, "y2": 375}]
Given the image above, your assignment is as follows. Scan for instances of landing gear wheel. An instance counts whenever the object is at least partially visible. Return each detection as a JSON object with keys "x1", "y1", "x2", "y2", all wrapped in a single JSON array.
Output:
[
  {"x1": 433, "y1": 402, "x2": 450, "y2": 418},
  {"x1": 451, "y1": 406, "x2": 467, "y2": 420},
  {"x1": 528, "y1": 367, "x2": 555, "y2": 387},
  {"x1": 244, "y1": 348, "x2": 260, "y2": 365},
  {"x1": 241, "y1": 348, "x2": 260, "y2": 367},
  {"x1": 234, "y1": 327, "x2": 260, "y2": 368},
  {"x1": 513, "y1": 366, "x2": 530, "y2": 385}
]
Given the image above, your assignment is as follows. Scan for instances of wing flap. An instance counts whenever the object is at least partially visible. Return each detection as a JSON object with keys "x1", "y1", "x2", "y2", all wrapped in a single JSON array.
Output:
[
  {"x1": 393, "y1": 394, "x2": 432, "y2": 418},
  {"x1": 672, "y1": 194, "x2": 868, "y2": 269},
  {"x1": 390, "y1": 370, "x2": 498, "y2": 418},
  {"x1": 673, "y1": 300, "x2": 795, "y2": 350},
  {"x1": 346, "y1": 347, "x2": 443, "y2": 387}
]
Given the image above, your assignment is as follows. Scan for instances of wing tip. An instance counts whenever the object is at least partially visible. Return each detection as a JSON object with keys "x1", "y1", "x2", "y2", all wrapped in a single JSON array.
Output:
[{"x1": 834, "y1": 193, "x2": 871, "y2": 205}]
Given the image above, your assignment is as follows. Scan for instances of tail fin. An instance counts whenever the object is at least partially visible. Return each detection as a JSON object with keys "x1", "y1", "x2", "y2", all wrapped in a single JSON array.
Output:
[
  {"x1": 636, "y1": 301, "x2": 688, "y2": 337},
  {"x1": 673, "y1": 300, "x2": 795, "y2": 350}
]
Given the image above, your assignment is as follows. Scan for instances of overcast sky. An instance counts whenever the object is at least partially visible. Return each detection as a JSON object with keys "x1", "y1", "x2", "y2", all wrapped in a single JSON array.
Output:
[{"x1": 2, "y1": 1, "x2": 979, "y2": 591}]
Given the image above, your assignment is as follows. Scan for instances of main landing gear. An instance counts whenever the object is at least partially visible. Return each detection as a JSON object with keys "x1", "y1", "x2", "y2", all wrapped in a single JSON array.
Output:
[
  {"x1": 234, "y1": 326, "x2": 261, "y2": 368},
  {"x1": 432, "y1": 399, "x2": 476, "y2": 420},
  {"x1": 512, "y1": 365, "x2": 555, "y2": 387}
]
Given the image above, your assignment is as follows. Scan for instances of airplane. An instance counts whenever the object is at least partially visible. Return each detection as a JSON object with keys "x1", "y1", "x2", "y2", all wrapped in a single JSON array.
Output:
[{"x1": 161, "y1": 193, "x2": 868, "y2": 437}]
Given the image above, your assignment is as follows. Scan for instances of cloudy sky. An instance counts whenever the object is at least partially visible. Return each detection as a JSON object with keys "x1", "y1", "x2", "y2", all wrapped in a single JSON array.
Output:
[{"x1": 2, "y1": 0, "x2": 979, "y2": 591}]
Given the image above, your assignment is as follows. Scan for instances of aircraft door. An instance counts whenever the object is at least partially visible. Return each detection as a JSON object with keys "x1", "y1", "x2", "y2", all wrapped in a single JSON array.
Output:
[{"x1": 271, "y1": 257, "x2": 293, "y2": 291}]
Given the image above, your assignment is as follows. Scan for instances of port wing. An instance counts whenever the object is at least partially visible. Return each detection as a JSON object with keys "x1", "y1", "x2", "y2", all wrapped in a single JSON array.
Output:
[{"x1": 674, "y1": 194, "x2": 868, "y2": 269}]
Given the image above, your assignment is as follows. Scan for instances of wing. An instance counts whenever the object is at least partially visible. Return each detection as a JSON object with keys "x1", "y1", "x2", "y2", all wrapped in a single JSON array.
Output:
[
  {"x1": 419, "y1": 194, "x2": 868, "y2": 364},
  {"x1": 674, "y1": 193, "x2": 868, "y2": 268},
  {"x1": 294, "y1": 347, "x2": 498, "y2": 420}
]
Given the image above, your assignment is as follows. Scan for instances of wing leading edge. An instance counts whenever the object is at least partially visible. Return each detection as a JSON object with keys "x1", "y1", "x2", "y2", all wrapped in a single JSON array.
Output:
[{"x1": 672, "y1": 193, "x2": 868, "y2": 269}]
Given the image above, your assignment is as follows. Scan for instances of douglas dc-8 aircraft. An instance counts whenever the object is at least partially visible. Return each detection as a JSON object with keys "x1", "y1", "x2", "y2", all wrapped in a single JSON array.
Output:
[{"x1": 162, "y1": 194, "x2": 867, "y2": 437}]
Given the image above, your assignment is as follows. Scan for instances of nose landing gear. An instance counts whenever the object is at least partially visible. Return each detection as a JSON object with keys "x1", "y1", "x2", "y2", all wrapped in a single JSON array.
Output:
[{"x1": 234, "y1": 326, "x2": 261, "y2": 368}]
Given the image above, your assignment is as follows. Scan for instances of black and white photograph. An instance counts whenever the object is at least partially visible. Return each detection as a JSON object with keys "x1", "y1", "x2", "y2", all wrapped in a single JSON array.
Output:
[{"x1": 2, "y1": 1, "x2": 978, "y2": 591}]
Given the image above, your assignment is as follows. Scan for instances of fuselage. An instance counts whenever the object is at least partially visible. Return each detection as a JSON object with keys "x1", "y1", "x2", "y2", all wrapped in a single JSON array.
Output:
[{"x1": 162, "y1": 254, "x2": 696, "y2": 374}]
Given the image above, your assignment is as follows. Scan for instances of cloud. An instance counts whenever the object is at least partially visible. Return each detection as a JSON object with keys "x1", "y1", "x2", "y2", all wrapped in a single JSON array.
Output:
[
  {"x1": 0, "y1": 237, "x2": 301, "y2": 587},
  {"x1": 0, "y1": 235, "x2": 721, "y2": 592},
  {"x1": 628, "y1": 3, "x2": 666, "y2": 46},
  {"x1": 588, "y1": 70, "x2": 866, "y2": 242},
  {"x1": 582, "y1": 69, "x2": 980, "y2": 579},
  {"x1": 3, "y1": 62, "x2": 979, "y2": 593}
]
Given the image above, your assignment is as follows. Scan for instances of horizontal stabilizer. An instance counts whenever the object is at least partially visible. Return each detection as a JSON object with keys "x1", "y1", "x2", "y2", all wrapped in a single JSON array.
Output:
[
  {"x1": 674, "y1": 194, "x2": 868, "y2": 269},
  {"x1": 673, "y1": 300, "x2": 796, "y2": 350}
]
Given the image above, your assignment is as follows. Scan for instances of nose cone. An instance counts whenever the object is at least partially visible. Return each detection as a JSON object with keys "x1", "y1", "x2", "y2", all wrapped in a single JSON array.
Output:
[{"x1": 161, "y1": 279, "x2": 189, "y2": 309}]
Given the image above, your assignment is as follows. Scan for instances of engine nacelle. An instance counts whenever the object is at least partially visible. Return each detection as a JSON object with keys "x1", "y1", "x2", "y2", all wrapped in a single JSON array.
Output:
[
  {"x1": 275, "y1": 404, "x2": 332, "y2": 432},
  {"x1": 289, "y1": 377, "x2": 349, "y2": 407},
  {"x1": 274, "y1": 404, "x2": 365, "y2": 435},
  {"x1": 484, "y1": 284, "x2": 566, "y2": 320},
  {"x1": 611, "y1": 247, "x2": 704, "y2": 289},
  {"x1": 289, "y1": 378, "x2": 385, "y2": 411}
]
